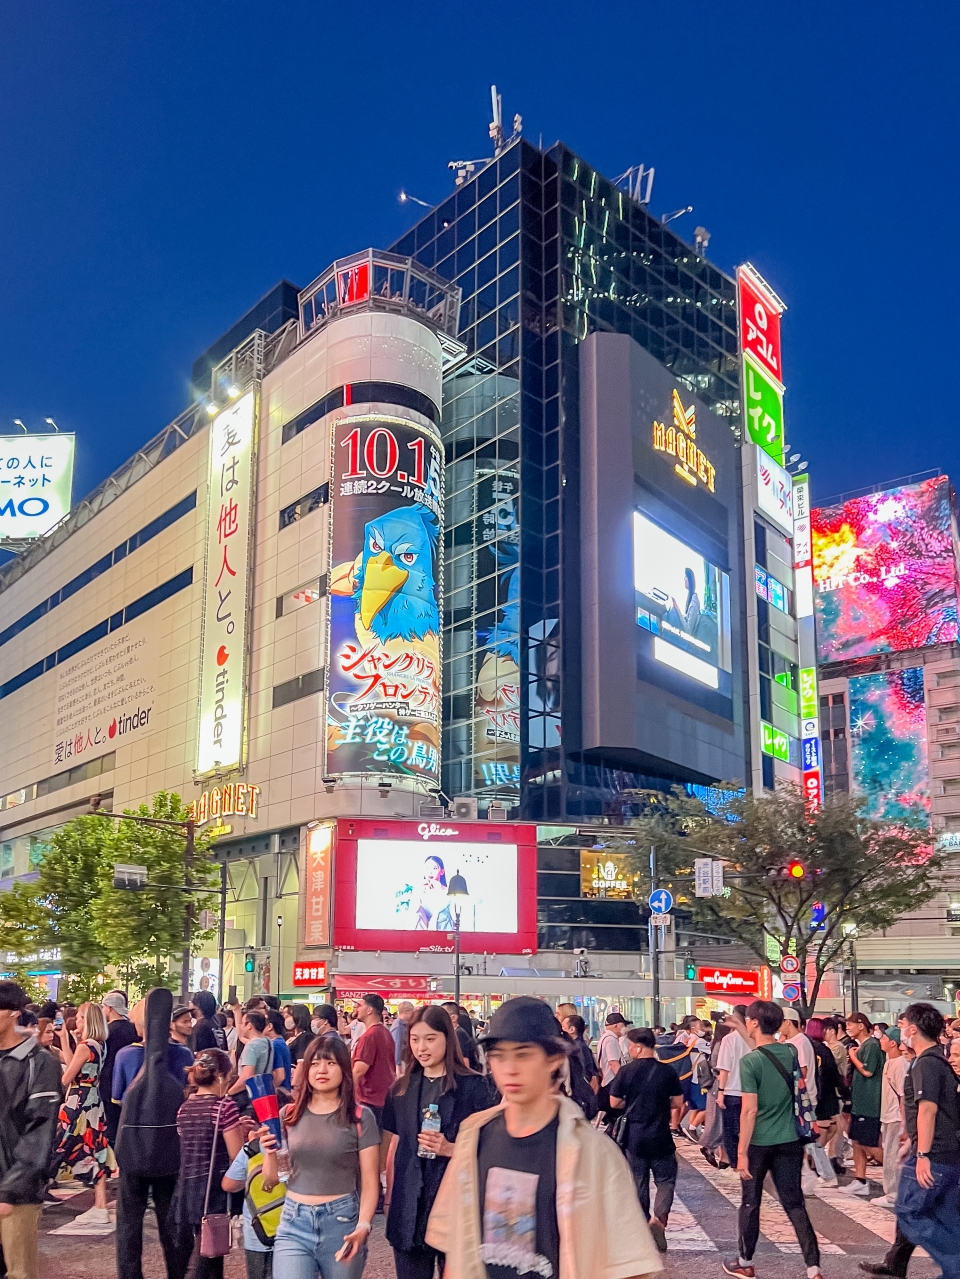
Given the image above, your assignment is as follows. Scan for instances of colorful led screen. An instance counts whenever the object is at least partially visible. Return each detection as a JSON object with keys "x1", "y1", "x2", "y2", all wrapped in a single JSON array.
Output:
[
  {"x1": 812, "y1": 476, "x2": 958, "y2": 663},
  {"x1": 848, "y1": 667, "x2": 929, "y2": 824}
]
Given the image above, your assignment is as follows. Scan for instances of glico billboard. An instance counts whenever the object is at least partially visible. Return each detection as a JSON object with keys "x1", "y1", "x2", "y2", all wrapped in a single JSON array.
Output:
[
  {"x1": 812, "y1": 475, "x2": 959, "y2": 663},
  {"x1": 332, "y1": 817, "x2": 538, "y2": 954},
  {"x1": 326, "y1": 415, "x2": 444, "y2": 784}
]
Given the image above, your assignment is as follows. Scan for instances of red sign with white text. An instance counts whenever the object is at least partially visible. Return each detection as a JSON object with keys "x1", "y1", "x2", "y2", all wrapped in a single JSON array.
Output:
[
  {"x1": 738, "y1": 270, "x2": 783, "y2": 385},
  {"x1": 292, "y1": 961, "x2": 328, "y2": 987},
  {"x1": 335, "y1": 974, "x2": 432, "y2": 1000},
  {"x1": 333, "y1": 817, "x2": 537, "y2": 955},
  {"x1": 697, "y1": 967, "x2": 762, "y2": 997}
]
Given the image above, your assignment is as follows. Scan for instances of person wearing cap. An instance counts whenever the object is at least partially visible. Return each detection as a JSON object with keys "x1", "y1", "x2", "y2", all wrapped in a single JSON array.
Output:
[
  {"x1": 425, "y1": 996, "x2": 662, "y2": 1279},
  {"x1": 0, "y1": 980, "x2": 63, "y2": 1279},
  {"x1": 169, "y1": 1004, "x2": 195, "y2": 1050},
  {"x1": 596, "y1": 1010, "x2": 632, "y2": 1126},
  {"x1": 873, "y1": 1026, "x2": 907, "y2": 1209},
  {"x1": 101, "y1": 990, "x2": 139, "y2": 1147}
]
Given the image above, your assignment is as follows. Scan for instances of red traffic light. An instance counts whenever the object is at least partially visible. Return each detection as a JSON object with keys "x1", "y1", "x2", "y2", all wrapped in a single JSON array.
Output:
[{"x1": 788, "y1": 861, "x2": 805, "y2": 879}]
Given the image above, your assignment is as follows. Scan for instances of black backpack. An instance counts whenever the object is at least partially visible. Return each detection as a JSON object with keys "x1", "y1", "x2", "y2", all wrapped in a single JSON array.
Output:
[{"x1": 115, "y1": 987, "x2": 185, "y2": 1177}]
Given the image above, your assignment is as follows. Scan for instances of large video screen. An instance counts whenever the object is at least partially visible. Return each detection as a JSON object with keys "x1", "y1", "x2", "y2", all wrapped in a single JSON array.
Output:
[
  {"x1": 634, "y1": 512, "x2": 731, "y2": 689},
  {"x1": 849, "y1": 667, "x2": 929, "y2": 824},
  {"x1": 812, "y1": 477, "x2": 959, "y2": 663},
  {"x1": 355, "y1": 840, "x2": 518, "y2": 934}
]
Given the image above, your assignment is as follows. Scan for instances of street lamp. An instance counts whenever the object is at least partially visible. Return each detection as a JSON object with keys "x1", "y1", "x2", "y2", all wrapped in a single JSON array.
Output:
[
  {"x1": 447, "y1": 871, "x2": 469, "y2": 1007},
  {"x1": 276, "y1": 914, "x2": 283, "y2": 996}
]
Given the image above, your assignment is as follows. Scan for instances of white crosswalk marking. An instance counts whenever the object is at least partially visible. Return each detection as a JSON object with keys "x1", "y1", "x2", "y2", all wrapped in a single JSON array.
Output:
[
  {"x1": 676, "y1": 1142, "x2": 845, "y2": 1254},
  {"x1": 665, "y1": 1193, "x2": 718, "y2": 1251},
  {"x1": 812, "y1": 1183, "x2": 929, "y2": 1258}
]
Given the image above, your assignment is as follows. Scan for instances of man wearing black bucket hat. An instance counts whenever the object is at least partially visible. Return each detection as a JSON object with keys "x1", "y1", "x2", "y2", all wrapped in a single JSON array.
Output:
[{"x1": 425, "y1": 996, "x2": 662, "y2": 1279}]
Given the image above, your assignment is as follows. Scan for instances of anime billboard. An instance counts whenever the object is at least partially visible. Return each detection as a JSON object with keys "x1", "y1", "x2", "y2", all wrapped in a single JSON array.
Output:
[{"x1": 326, "y1": 416, "x2": 443, "y2": 782}]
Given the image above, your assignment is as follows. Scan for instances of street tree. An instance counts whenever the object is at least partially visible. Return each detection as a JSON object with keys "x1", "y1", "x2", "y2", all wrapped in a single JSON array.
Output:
[{"x1": 625, "y1": 785, "x2": 939, "y2": 1016}]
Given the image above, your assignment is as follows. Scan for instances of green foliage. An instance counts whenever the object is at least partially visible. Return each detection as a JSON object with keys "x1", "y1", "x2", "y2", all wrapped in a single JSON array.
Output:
[
  {"x1": 0, "y1": 791, "x2": 218, "y2": 993},
  {"x1": 622, "y1": 784, "x2": 940, "y2": 1015}
]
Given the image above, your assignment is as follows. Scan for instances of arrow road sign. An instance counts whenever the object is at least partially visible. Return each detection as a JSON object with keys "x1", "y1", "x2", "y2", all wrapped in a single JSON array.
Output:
[
  {"x1": 780, "y1": 954, "x2": 800, "y2": 974},
  {"x1": 649, "y1": 889, "x2": 673, "y2": 914}
]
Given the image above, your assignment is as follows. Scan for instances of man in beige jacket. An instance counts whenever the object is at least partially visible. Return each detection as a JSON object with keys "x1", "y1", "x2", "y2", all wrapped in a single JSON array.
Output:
[{"x1": 426, "y1": 996, "x2": 662, "y2": 1279}]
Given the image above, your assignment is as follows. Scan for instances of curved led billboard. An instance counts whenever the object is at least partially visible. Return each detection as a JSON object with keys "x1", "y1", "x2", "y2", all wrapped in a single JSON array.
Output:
[{"x1": 812, "y1": 476, "x2": 959, "y2": 663}]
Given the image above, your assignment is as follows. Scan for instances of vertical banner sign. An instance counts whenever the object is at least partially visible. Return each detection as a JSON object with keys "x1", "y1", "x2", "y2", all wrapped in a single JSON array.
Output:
[
  {"x1": 301, "y1": 825, "x2": 333, "y2": 949},
  {"x1": 794, "y1": 473, "x2": 822, "y2": 808},
  {"x1": 197, "y1": 392, "x2": 255, "y2": 775},
  {"x1": 327, "y1": 415, "x2": 443, "y2": 782},
  {"x1": 738, "y1": 265, "x2": 786, "y2": 466}
]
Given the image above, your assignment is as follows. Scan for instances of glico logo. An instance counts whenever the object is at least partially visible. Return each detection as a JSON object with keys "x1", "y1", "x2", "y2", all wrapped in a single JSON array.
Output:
[{"x1": 417, "y1": 823, "x2": 459, "y2": 840}]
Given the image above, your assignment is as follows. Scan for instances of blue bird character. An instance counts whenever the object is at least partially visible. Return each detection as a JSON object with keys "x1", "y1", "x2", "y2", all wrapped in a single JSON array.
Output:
[{"x1": 350, "y1": 504, "x2": 439, "y2": 643}]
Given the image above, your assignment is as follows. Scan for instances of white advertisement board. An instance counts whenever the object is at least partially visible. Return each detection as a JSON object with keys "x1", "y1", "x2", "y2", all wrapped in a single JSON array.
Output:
[
  {"x1": 53, "y1": 618, "x2": 157, "y2": 766},
  {"x1": 196, "y1": 393, "x2": 255, "y2": 775},
  {"x1": 755, "y1": 444, "x2": 793, "y2": 535},
  {"x1": 0, "y1": 434, "x2": 75, "y2": 541},
  {"x1": 354, "y1": 839, "x2": 518, "y2": 934}
]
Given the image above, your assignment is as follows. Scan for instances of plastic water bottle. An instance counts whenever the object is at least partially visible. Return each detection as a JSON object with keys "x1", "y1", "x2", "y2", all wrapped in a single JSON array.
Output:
[{"x1": 417, "y1": 1103, "x2": 441, "y2": 1158}]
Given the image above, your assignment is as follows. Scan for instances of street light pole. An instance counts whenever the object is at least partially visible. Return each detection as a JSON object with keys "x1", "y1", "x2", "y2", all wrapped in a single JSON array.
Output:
[
  {"x1": 649, "y1": 845, "x2": 660, "y2": 1029},
  {"x1": 276, "y1": 914, "x2": 283, "y2": 996},
  {"x1": 447, "y1": 871, "x2": 469, "y2": 1008}
]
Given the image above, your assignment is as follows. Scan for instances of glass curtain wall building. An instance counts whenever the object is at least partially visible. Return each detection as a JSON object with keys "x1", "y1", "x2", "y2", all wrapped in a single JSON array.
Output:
[{"x1": 391, "y1": 139, "x2": 742, "y2": 821}]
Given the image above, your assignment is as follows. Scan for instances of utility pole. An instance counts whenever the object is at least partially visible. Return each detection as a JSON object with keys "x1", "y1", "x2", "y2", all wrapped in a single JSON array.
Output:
[
  {"x1": 179, "y1": 818, "x2": 195, "y2": 999},
  {"x1": 649, "y1": 845, "x2": 660, "y2": 1028},
  {"x1": 217, "y1": 860, "x2": 227, "y2": 1000}
]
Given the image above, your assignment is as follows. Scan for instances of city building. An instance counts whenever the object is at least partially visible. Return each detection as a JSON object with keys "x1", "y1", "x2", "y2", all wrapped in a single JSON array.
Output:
[{"x1": 813, "y1": 471, "x2": 960, "y2": 1014}]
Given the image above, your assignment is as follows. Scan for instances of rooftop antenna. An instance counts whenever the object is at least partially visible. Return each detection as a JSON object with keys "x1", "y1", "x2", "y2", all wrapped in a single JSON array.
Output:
[
  {"x1": 693, "y1": 226, "x2": 711, "y2": 256},
  {"x1": 449, "y1": 85, "x2": 522, "y2": 186},
  {"x1": 614, "y1": 164, "x2": 655, "y2": 207},
  {"x1": 662, "y1": 205, "x2": 694, "y2": 227},
  {"x1": 489, "y1": 85, "x2": 504, "y2": 153}
]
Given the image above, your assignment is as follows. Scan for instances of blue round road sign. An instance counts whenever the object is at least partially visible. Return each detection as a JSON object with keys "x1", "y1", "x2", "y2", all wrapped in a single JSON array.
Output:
[
  {"x1": 782, "y1": 983, "x2": 802, "y2": 1003},
  {"x1": 649, "y1": 889, "x2": 673, "y2": 914}
]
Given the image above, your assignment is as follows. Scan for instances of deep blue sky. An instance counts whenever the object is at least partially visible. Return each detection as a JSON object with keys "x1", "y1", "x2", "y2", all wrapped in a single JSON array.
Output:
[{"x1": 1, "y1": 3, "x2": 957, "y2": 509}]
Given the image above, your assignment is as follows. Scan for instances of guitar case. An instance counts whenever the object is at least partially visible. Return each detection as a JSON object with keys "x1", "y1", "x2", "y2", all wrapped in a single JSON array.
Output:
[{"x1": 115, "y1": 985, "x2": 184, "y2": 1176}]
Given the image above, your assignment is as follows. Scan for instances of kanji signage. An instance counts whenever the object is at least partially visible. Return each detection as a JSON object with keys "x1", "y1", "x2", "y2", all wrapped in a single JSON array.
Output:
[
  {"x1": 301, "y1": 824, "x2": 333, "y2": 949},
  {"x1": 0, "y1": 433, "x2": 75, "y2": 541},
  {"x1": 292, "y1": 961, "x2": 328, "y2": 987},
  {"x1": 326, "y1": 415, "x2": 443, "y2": 783},
  {"x1": 197, "y1": 392, "x2": 255, "y2": 775},
  {"x1": 737, "y1": 267, "x2": 784, "y2": 385}
]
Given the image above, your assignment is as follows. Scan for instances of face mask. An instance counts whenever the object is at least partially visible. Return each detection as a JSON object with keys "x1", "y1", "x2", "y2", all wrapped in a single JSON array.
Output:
[{"x1": 311, "y1": 1019, "x2": 321, "y2": 1033}]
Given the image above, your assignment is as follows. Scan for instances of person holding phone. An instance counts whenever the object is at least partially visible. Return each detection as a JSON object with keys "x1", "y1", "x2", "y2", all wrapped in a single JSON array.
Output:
[{"x1": 260, "y1": 1034, "x2": 379, "y2": 1277}]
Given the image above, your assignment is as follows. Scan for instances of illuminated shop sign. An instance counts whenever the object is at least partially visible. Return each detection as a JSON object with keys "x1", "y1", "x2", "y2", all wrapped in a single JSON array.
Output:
[
  {"x1": 652, "y1": 389, "x2": 716, "y2": 493},
  {"x1": 634, "y1": 512, "x2": 732, "y2": 691},
  {"x1": 697, "y1": 967, "x2": 764, "y2": 997},
  {"x1": 0, "y1": 433, "x2": 75, "y2": 542},
  {"x1": 795, "y1": 474, "x2": 821, "y2": 808},
  {"x1": 326, "y1": 415, "x2": 443, "y2": 783},
  {"x1": 742, "y1": 354, "x2": 785, "y2": 466},
  {"x1": 755, "y1": 445, "x2": 793, "y2": 535},
  {"x1": 761, "y1": 721, "x2": 790, "y2": 762},
  {"x1": 197, "y1": 392, "x2": 256, "y2": 775},
  {"x1": 188, "y1": 781, "x2": 261, "y2": 827},
  {"x1": 755, "y1": 565, "x2": 788, "y2": 613},
  {"x1": 292, "y1": 961, "x2": 328, "y2": 987},
  {"x1": 301, "y1": 825, "x2": 333, "y2": 950},
  {"x1": 737, "y1": 267, "x2": 783, "y2": 384}
]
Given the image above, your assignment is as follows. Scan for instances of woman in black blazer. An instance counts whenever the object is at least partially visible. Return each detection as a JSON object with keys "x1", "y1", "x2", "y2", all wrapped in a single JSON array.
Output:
[{"x1": 382, "y1": 1003, "x2": 495, "y2": 1279}]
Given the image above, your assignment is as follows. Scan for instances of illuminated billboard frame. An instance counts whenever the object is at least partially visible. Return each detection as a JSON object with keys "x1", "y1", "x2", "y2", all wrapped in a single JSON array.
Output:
[
  {"x1": 0, "y1": 433, "x2": 75, "y2": 542},
  {"x1": 332, "y1": 817, "x2": 537, "y2": 954}
]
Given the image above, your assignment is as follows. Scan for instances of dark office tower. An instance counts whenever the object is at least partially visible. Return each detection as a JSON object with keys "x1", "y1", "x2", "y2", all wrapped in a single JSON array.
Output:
[{"x1": 391, "y1": 140, "x2": 746, "y2": 821}]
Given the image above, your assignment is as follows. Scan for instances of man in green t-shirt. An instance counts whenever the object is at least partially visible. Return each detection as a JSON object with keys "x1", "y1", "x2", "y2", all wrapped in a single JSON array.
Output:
[
  {"x1": 842, "y1": 1011, "x2": 884, "y2": 1197},
  {"x1": 722, "y1": 999, "x2": 821, "y2": 1279}
]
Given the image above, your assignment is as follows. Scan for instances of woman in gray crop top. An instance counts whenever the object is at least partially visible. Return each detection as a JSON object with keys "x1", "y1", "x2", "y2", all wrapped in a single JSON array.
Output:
[{"x1": 260, "y1": 1035, "x2": 379, "y2": 1277}]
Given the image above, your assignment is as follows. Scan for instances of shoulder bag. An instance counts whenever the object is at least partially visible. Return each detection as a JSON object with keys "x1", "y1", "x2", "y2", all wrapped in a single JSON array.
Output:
[
  {"x1": 200, "y1": 1099, "x2": 232, "y2": 1258},
  {"x1": 757, "y1": 1045, "x2": 815, "y2": 1143}
]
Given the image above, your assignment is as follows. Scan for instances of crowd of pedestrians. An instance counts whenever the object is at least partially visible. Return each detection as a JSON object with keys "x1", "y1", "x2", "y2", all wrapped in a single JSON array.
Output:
[{"x1": 4, "y1": 978, "x2": 960, "y2": 1279}]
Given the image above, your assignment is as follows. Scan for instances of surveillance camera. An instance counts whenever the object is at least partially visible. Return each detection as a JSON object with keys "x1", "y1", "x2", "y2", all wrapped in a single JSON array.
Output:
[
  {"x1": 573, "y1": 947, "x2": 586, "y2": 955},
  {"x1": 322, "y1": 776, "x2": 337, "y2": 794}
]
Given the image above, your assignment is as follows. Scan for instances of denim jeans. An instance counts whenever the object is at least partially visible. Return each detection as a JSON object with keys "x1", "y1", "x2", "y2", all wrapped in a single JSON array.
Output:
[
  {"x1": 896, "y1": 1156, "x2": 960, "y2": 1278},
  {"x1": 273, "y1": 1193, "x2": 367, "y2": 1279}
]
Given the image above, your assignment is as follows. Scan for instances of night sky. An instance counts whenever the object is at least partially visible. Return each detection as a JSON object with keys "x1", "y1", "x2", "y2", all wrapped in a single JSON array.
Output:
[{"x1": 1, "y1": 3, "x2": 957, "y2": 511}]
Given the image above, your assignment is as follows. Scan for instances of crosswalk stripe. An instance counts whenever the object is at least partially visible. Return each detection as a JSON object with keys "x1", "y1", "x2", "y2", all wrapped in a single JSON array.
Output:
[
  {"x1": 811, "y1": 1183, "x2": 929, "y2": 1259},
  {"x1": 665, "y1": 1193, "x2": 718, "y2": 1251},
  {"x1": 676, "y1": 1142, "x2": 844, "y2": 1254}
]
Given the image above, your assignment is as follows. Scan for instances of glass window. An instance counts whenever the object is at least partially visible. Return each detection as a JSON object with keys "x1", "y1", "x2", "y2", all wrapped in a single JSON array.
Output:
[{"x1": 277, "y1": 578, "x2": 326, "y2": 618}]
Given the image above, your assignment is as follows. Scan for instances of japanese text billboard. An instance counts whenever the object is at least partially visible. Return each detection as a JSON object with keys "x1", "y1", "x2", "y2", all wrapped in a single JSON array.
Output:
[
  {"x1": 332, "y1": 817, "x2": 537, "y2": 954},
  {"x1": 0, "y1": 433, "x2": 75, "y2": 541},
  {"x1": 634, "y1": 511, "x2": 732, "y2": 691},
  {"x1": 849, "y1": 667, "x2": 929, "y2": 824},
  {"x1": 197, "y1": 392, "x2": 255, "y2": 774},
  {"x1": 812, "y1": 476, "x2": 959, "y2": 663},
  {"x1": 327, "y1": 416, "x2": 443, "y2": 782},
  {"x1": 738, "y1": 267, "x2": 783, "y2": 385}
]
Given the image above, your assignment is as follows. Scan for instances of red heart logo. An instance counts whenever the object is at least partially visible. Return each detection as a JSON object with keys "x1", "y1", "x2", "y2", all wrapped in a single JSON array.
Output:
[
  {"x1": 108, "y1": 719, "x2": 117, "y2": 738},
  {"x1": 216, "y1": 646, "x2": 229, "y2": 666}
]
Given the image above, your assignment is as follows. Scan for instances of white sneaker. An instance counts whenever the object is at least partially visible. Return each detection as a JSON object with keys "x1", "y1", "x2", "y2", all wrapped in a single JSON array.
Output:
[
  {"x1": 71, "y1": 1206, "x2": 110, "y2": 1225},
  {"x1": 871, "y1": 1194, "x2": 896, "y2": 1208},
  {"x1": 801, "y1": 1170, "x2": 819, "y2": 1197},
  {"x1": 819, "y1": 1177, "x2": 839, "y2": 1188},
  {"x1": 840, "y1": 1179, "x2": 871, "y2": 1197}
]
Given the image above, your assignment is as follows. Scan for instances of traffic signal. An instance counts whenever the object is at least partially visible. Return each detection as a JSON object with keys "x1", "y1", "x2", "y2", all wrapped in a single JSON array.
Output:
[
  {"x1": 766, "y1": 861, "x2": 807, "y2": 881},
  {"x1": 788, "y1": 861, "x2": 806, "y2": 879},
  {"x1": 685, "y1": 960, "x2": 697, "y2": 981},
  {"x1": 244, "y1": 952, "x2": 256, "y2": 973}
]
